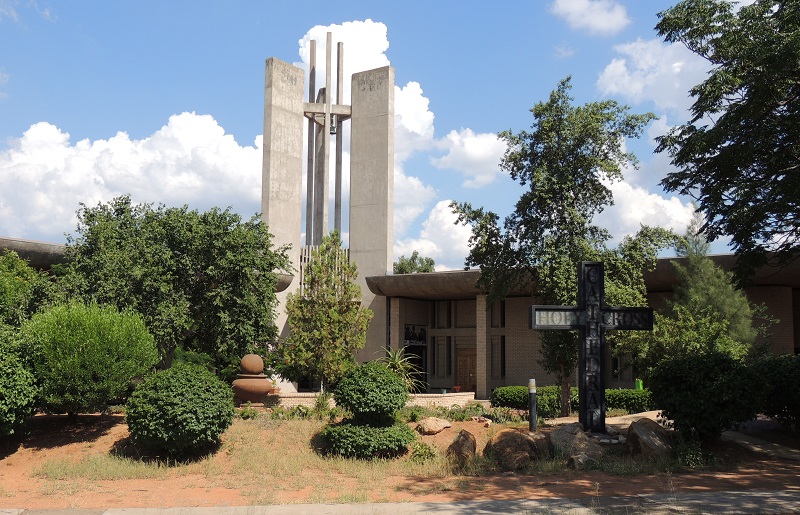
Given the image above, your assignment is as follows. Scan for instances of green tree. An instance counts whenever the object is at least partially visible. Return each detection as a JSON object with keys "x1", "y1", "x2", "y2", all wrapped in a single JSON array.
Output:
[
  {"x1": 393, "y1": 251, "x2": 435, "y2": 274},
  {"x1": 58, "y1": 195, "x2": 290, "y2": 374},
  {"x1": 624, "y1": 214, "x2": 768, "y2": 376},
  {"x1": 0, "y1": 251, "x2": 52, "y2": 328},
  {"x1": 277, "y1": 231, "x2": 373, "y2": 390},
  {"x1": 453, "y1": 77, "x2": 669, "y2": 415},
  {"x1": 655, "y1": 0, "x2": 800, "y2": 280}
]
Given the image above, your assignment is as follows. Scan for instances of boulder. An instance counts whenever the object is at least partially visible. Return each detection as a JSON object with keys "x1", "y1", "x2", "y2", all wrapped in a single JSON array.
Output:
[
  {"x1": 550, "y1": 422, "x2": 603, "y2": 458},
  {"x1": 416, "y1": 417, "x2": 451, "y2": 435},
  {"x1": 446, "y1": 429, "x2": 476, "y2": 466},
  {"x1": 566, "y1": 453, "x2": 597, "y2": 470},
  {"x1": 627, "y1": 418, "x2": 673, "y2": 457},
  {"x1": 484, "y1": 429, "x2": 550, "y2": 471}
]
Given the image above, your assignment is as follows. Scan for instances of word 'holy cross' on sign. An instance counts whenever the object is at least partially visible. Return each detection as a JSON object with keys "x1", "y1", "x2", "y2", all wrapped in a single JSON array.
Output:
[{"x1": 529, "y1": 262, "x2": 653, "y2": 433}]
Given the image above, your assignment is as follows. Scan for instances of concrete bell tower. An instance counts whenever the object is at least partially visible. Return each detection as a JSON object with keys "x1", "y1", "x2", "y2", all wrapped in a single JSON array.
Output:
[{"x1": 261, "y1": 33, "x2": 394, "y2": 360}]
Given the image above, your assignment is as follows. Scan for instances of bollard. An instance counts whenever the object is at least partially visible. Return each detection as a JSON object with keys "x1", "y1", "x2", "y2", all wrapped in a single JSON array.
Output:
[{"x1": 528, "y1": 378, "x2": 537, "y2": 432}]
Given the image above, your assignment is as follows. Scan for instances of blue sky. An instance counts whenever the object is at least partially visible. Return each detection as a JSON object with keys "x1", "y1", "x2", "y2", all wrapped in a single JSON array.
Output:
[{"x1": 1, "y1": 1, "x2": 717, "y2": 270}]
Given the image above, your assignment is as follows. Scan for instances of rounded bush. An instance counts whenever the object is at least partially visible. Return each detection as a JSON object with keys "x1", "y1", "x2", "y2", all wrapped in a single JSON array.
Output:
[
  {"x1": 750, "y1": 354, "x2": 800, "y2": 432},
  {"x1": 320, "y1": 420, "x2": 416, "y2": 459},
  {"x1": 19, "y1": 302, "x2": 159, "y2": 416},
  {"x1": 0, "y1": 342, "x2": 37, "y2": 437},
  {"x1": 126, "y1": 363, "x2": 235, "y2": 456},
  {"x1": 333, "y1": 362, "x2": 408, "y2": 424},
  {"x1": 650, "y1": 351, "x2": 766, "y2": 442}
]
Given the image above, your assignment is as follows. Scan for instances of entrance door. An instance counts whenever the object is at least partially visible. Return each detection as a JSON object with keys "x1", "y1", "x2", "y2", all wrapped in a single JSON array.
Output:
[{"x1": 456, "y1": 348, "x2": 477, "y2": 392}]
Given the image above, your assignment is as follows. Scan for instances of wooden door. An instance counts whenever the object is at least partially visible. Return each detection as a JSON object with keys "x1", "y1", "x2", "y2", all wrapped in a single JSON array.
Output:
[{"x1": 456, "y1": 348, "x2": 477, "y2": 392}]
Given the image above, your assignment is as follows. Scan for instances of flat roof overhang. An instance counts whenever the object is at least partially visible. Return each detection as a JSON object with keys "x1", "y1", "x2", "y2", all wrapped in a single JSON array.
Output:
[
  {"x1": 368, "y1": 255, "x2": 800, "y2": 300},
  {"x1": 0, "y1": 236, "x2": 67, "y2": 270},
  {"x1": 366, "y1": 269, "x2": 534, "y2": 300}
]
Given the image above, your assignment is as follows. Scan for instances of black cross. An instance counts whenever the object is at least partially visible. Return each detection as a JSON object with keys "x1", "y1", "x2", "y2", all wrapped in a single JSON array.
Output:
[{"x1": 529, "y1": 261, "x2": 653, "y2": 433}]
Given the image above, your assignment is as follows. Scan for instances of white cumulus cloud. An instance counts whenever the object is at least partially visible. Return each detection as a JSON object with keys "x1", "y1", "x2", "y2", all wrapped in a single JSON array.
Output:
[
  {"x1": 595, "y1": 167, "x2": 695, "y2": 245},
  {"x1": 0, "y1": 113, "x2": 261, "y2": 242},
  {"x1": 597, "y1": 38, "x2": 709, "y2": 116},
  {"x1": 549, "y1": 0, "x2": 630, "y2": 36},
  {"x1": 431, "y1": 129, "x2": 506, "y2": 188},
  {"x1": 394, "y1": 200, "x2": 472, "y2": 271}
]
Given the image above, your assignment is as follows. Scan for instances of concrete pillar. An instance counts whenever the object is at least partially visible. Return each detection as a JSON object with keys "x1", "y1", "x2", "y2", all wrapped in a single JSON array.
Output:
[
  {"x1": 476, "y1": 294, "x2": 489, "y2": 399},
  {"x1": 262, "y1": 57, "x2": 305, "y2": 337},
  {"x1": 389, "y1": 297, "x2": 401, "y2": 351},
  {"x1": 305, "y1": 42, "x2": 316, "y2": 246},
  {"x1": 350, "y1": 66, "x2": 395, "y2": 362}
]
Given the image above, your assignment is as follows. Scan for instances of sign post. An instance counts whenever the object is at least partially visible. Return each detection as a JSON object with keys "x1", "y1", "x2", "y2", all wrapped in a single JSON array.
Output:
[{"x1": 529, "y1": 262, "x2": 653, "y2": 433}]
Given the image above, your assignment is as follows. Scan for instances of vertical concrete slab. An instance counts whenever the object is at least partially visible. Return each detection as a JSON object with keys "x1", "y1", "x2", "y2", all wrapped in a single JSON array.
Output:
[
  {"x1": 389, "y1": 297, "x2": 401, "y2": 351},
  {"x1": 350, "y1": 66, "x2": 394, "y2": 361},
  {"x1": 262, "y1": 57, "x2": 305, "y2": 336},
  {"x1": 476, "y1": 294, "x2": 489, "y2": 399}
]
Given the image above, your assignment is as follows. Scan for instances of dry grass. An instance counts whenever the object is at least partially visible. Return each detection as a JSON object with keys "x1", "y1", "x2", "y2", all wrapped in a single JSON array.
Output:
[
  {"x1": 30, "y1": 417, "x2": 458, "y2": 504},
  {"x1": 21, "y1": 413, "x2": 765, "y2": 506}
]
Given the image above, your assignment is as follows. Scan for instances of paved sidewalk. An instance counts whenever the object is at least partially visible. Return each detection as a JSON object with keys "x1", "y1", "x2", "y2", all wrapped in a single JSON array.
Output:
[{"x1": 4, "y1": 489, "x2": 800, "y2": 514}]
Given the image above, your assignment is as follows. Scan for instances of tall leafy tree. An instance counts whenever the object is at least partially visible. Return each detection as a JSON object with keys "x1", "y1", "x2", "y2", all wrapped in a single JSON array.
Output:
[
  {"x1": 0, "y1": 251, "x2": 53, "y2": 328},
  {"x1": 58, "y1": 195, "x2": 290, "y2": 374},
  {"x1": 623, "y1": 213, "x2": 769, "y2": 376},
  {"x1": 453, "y1": 77, "x2": 669, "y2": 414},
  {"x1": 278, "y1": 231, "x2": 373, "y2": 390},
  {"x1": 393, "y1": 250, "x2": 435, "y2": 274},
  {"x1": 655, "y1": 0, "x2": 800, "y2": 280}
]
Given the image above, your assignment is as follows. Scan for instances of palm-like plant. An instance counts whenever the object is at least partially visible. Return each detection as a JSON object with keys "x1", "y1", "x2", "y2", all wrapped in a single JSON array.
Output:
[{"x1": 376, "y1": 347, "x2": 426, "y2": 393}]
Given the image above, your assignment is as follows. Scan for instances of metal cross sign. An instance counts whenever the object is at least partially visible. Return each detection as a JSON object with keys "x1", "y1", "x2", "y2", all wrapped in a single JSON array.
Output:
[{"x1": 529, "y1": 261, "x2": 653, "y2": 433}]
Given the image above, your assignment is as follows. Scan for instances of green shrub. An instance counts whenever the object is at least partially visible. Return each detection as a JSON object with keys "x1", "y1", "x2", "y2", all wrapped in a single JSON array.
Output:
[
  {"x1": 126, "y1": 363, "x2": 235, "y2": 457},
  {"x1": 606, "y1": 389, "x2": 655, "y2": 414},
  {"x1": 535, "y1": 386, "x2": 576, "y2": 418},
  {"x1": 490, "y1": 386, "x2": 527, "y2": 410},
  {"x1": 333, "y1": 362, "x2": 408, "y2": 424},
  {"x1": 19, "y1": 302, "x2": 159, "y2": 417},
  {"x1": 0, "y1": 344, "x2": 37, "y2": 437},
  {"x1": 750, "y1": 354, "x2": 800, "y2": 432},
  {"x1": 490, "y1": 385, "x2": 578, "y2": 419},
  {"x1": 409, "y1": 441, "x2": 438, "y2": 463},
  {"x1": 487, "y1": 406, "x2": 524, "y2": 424},
  {"x1": 443, "y1": 403, "x2": 487, "y2": 421},
  {"x1": 398, "y1": 405, "x2": 430, "y2": 423},
  {"x1": 650, "y1": 351, "x2": 766, "y2": 443},
  {"x1": 319, "y1": 420, "x2": 416, "y2": 459}
]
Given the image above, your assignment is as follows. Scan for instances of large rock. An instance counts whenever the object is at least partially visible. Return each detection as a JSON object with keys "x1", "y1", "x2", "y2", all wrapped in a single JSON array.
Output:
[
  {"x1": 550, "y1": 422, "x2": 603, "y2": 458},
  {"x1": 446, "y1": 429, "x2": 476, "y2": 466},
  {"x1": 566, "y1": 453, "x2": 597, "y2": 470},
  {"x1": 484, "y1": 429, "x2": 550, "y2": 471},
  {"x1": 627, "y1": 418, "x2": 673, "y2": 457},
  {"x1": 416, "y1": 417, "x2": 451, "y2": 435}
]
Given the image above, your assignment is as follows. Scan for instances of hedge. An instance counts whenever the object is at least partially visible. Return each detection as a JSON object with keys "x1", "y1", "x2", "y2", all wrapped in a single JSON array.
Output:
[{"x1": 491, "y1": 385, "x2": 652, "y2": 418}]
